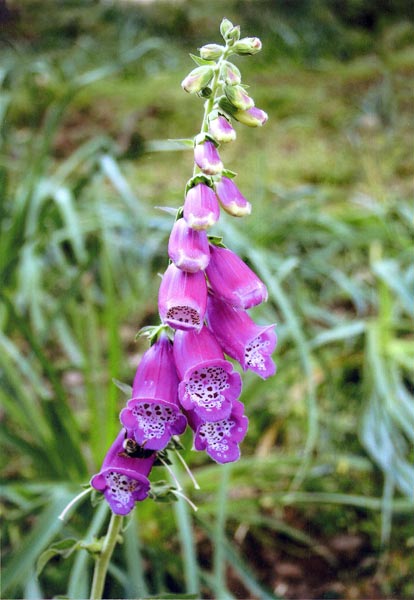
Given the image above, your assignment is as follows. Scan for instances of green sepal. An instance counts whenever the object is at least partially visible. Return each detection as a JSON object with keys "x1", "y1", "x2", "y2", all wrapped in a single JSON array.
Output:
[
  {"x1": 222, "y1": 168, "x2": 238, "y2": 179},
  {"x1": 194, "y1": 132, "x2": 218, "y2": 147},
  {"x1": 149, "y1": 481, "x2": 179, "y2": 503},
  {"x1": 185, "y1": 174, "x2": 214, "y2": 195},
  {"x1": 207, "y1": 235, "x2": 227, "y2": 248},
  {"x1": 189, "y1": 53, "x2": 216, "y2": 67},
  {"x1": 36, "y1": 538, "x2": 81, "y2": 577},
  {"x1": 198, "y1": 86, "x2": 212, "y2": 98},
  {"x1": 112, "y1": 378, "x2": 133, "y2": 397},
  {"x1": 137, "y1": 323, "x2": 170, "y2": 345}
]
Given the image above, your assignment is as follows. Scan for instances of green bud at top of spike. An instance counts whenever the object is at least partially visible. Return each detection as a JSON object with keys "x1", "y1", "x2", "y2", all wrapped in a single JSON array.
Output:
[
  {"x1": 199, "y1": 44, "x2": 225, "y2": 60},
  {"x1": 220, "y1": 61, "x2": 241, "y2": 86},
  {"x1": 220, "y1": 18, "x2": 233, "y2": 39},
  {"x1": 233, "y1": 37, "x2": 262, "y2": 55},
  {"x1": 181, "y1": 66, "x2": 215, "y2": 94}
]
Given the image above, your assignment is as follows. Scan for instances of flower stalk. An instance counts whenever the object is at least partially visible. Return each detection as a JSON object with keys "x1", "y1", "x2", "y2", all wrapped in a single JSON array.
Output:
[{"x1": 89, "y1": 513, "x2": 124, "y2": 600}]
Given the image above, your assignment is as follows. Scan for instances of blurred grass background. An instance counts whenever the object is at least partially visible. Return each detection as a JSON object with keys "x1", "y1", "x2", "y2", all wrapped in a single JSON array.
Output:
[{"x1": 1, "y1": 1, "x2": 413, "y2": 598}]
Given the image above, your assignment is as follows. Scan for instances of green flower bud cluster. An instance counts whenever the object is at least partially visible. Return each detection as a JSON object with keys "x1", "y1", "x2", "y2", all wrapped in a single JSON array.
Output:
[{"x1": 181, "y1": 18, "x2": 268, "y2": 132}]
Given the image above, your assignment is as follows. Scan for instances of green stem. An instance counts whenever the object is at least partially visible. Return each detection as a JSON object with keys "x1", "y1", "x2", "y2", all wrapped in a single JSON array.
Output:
[{"x1": 90, "y1": 513, "x2": 123, "y2": 600}]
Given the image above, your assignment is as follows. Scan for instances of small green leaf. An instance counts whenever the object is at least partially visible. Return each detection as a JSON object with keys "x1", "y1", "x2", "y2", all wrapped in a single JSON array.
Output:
[
  {"x1": 189, "y1": 53, "x2": 216, "y2": 67},
  {"x1": 36, "y1": 538, "x2": 80, "y2": 577}
]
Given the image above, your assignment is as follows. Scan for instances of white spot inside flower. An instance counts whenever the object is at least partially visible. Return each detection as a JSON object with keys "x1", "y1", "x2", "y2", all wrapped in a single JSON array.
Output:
[
  {"x1": 198, "y1": 418, "x2": 235, "y2": 453},
  {"x1": 245, "y1": 335, "x2": 270, "y2": 370},
  {"x1": 186, "y1": 366, "x2": 229, "y2": 411},
  {"x1": 105, "y1": 471, "x2": 138, "y2": 506},
  {"x1": 132, "y1": 402, "x2": 177, "y2": 439}
]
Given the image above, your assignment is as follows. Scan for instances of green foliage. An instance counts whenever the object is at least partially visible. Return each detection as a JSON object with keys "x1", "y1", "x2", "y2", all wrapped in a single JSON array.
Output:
[{"x1": 1, "y1": 1, "x2": 413, "y2": 599}]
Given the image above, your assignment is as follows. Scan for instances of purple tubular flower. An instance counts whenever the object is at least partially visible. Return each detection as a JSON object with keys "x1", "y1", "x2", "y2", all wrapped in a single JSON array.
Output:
[
  {"x1": 187, "y1": 400, "x2": 248, "y2": 463},
  {"x1": 194, "y1": 140, "x2": 223, "y2": 175},
  {"x1": 208, "y1": 115, "x2": 236, "y2": 143},
  {"x1": 168, "y1": 218, "x2": 210, "y2": 272},
  {"x1": 206, "y1": 293, "x2": 277, "y2": 379},
  {"x1": 120, "y1": 334, "x2": 187, "y2": 450},
  {"x1": 205, "y1": 244, "x2": 268, "y2": 309},
  {"x1": 173, "y1": 326, "x2": 242, "y2": 421},
  {"x1": 90, "y1": 429, "x2": 155, "y2": 515},
  {"x1": 158, "y1": 263, "x2": 207, "y2": 331},
  {"x1": 215, "y1": 177, "x2": 251, "y2": 217},
  {"x1": 184, "y1": 183, "x2": 220, "y2": 230}
]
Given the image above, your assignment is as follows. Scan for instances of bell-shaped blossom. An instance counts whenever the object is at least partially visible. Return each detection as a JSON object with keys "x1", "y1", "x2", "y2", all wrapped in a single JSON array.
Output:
[
  {"x1": 120, "y1": 334, "x2": 187, "y2": 450},
  {"x1": 205, "y1": 244, "x2": 268, "y2": 309},
  {"x1": 158, "y1": 263, "x2": 207, "y2": 331},
  {"x1": 173, "y1": 326, "x2": 242, "y2": 421},
  {"x1": 206, "y1": 293, "x2": 277, "y2": 379},
  {"x1": 208, "y1": 115, "x2": 236, "y2": 143},
  {"x1": 220, "y1": 61, "x2": 241, "y2": 85},
  {"x1": 168, "y1": 218, "x2": 210, "y2": 272},
  {"x1": 187, "y1": 400, "x2": 248, "y2": 463},
  {"x1": 184, "y1": 183, "x2": 220, "y2": 230},
  {"x1": 90, "y1": 429, "x2": 155, "y2": 515},
  {"x1": 194, "y1": 140, "x2": 223, "y2": 175},
  {"x1": 215, "y1": 177, "x2": 251, "y2": 217}
]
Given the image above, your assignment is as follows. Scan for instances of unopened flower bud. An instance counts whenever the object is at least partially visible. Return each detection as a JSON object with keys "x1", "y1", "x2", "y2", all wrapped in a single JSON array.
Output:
[
  {"x1": 224, "y1": 84, "x2": 254, "y2": 111},
  {"x1": 194, "y1": 139, "x2": 223, "y2": 175},
  {"x1": 233, "y1": 37, "x2": 262, "y2": 55},
  {"x1": 199, "y1": 43, "x2": 224, "y2": 60},
  {"x1": 184, "y1": 182, "x2": 220, "y2": 230},
  {"x1": 220, "y1": 61, "x2": 241, "y2": 86},
  {"x1": 181, "y1": 66, "x2": 214, "y2": 94},
  {"x1": 168, "y1": 218, "x2": 210, "y2": 272},
  {"x1": 226, "y1": 25, "x2": 240, "y2": 44},
  {"x1": 215, "y1": 176, "x2": 251, "y2": 217},
  {"x1": 208, "y1": 115, "x2": 236, "y2": 143},
  {"x1": 233, "y1": 105, "x2": 268, "y2": 127},
  {"x1": 220, "y1": 18, "x2": 234, "y2": 39}
]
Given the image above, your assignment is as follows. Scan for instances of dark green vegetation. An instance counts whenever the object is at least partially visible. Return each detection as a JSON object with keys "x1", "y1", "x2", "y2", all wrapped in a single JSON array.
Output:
[{"x1": 1, "y1": 1, "x2": 413, "y2": 598}]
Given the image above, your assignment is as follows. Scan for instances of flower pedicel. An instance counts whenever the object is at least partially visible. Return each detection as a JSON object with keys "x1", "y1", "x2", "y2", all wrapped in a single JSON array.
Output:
[{"x1": 91, "y1": 18, "x2": 276, "y2": 516}]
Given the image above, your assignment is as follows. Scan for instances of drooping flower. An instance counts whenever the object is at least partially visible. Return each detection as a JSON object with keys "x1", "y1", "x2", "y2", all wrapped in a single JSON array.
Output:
[
  {"x1": 168, "y1": 218, "x2": 210, "y2": 272},
  {"x1": 208, "y1": 114, "x2": 236, "y2": 143},
  {"x1": 205, "y1": 244, "x2": 268, "y2": 309},
  {"x1": 173, "y1": 326, "x2": 242, "y2": 421},
  {"x1": 158, "y1": 263, "x2": 207, "y2": 331},
  {"x1": 181, "y1": 66, "x2": 214, "y2": 94},
  {"x1": 194, "y1": 140, "x2": 223, "y2": 175},
  {"x1": 233, "y1": 105, "x2": 268, "y2": 127},
  {"x1": 224, "y1": 84, "x2": 255, "y2": 111},
  {"x1": 183, "y1": 182, "x2": 220, "y2": 230},
  {"x1": 215, "y1": 176, "x2": 251, "y2": 217},
  {"x1": 90, "y1": 429, "x2": 155, "y2": 515},
  {"x1": 220, "y1": 60, "x2": 241, "y2": 85},
  {"x1": 206, "y1": 292, "x2": 277, "y2": 379},
  {"x1": 187, "y1": 400, "x2": 248, "y2": 463},
  {"x1": 120, "y1": 333, "x2": 187, "y2": 450}
]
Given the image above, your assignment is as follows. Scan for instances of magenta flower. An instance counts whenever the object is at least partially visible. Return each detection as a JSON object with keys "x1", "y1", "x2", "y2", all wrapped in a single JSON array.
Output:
[
  {"x1": 194, "y1": 140, "x2": 223, "y2": 175},
  {"x1": 206, "y1": 293, "x2": 277, "y2": 379},
  {"x1": 184, "y1": 182, "x2": 220, "y2": 230},
  {"x1": 205, "y1": 244, "x2": 268, "y2": 309},
  {"x1": 158, "y1": 263, "x2": 207, "y2": 331},
  {"x1": 187, "y1": 400, "x2": 248, "y2": 463},
  {"x1": 208, "y1": 115, "x2": 236, "y2": 143},
  {"x1": 90, "y1": 429, "x2": 155, "y2": 515},
  {"x1": 215, "y1": 176, "x2": 251, "y2": 217},
  {"x1": 120, "y1": 334, "x2": 187, "y2": 450},
  {"x1": 173, "y1": 326, "x2": 242, "y2": 421},
  {"x1": 168, "y1": 218, "x2": 210, "y2": 272}
]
